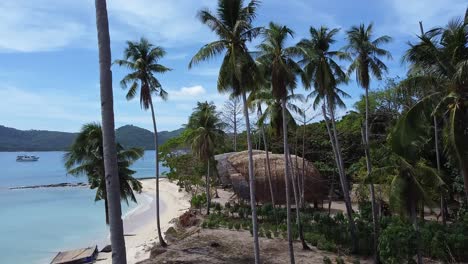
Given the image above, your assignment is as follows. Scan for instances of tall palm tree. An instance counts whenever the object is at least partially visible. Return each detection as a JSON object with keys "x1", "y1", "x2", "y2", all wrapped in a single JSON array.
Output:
[
  {"x1": 64, "y1": 123, "x2": 144, "y2": 224},
  {"x1": 387, "y1": 114, "x2": 445, "y2": 264},
  {"x1": 402, "y1": 11, "x2": 468, "y2": 201},
  {"x1": 187, "y1": 101, "x2": 225, "y2": 215},
  {"x1": 189, "y1": 1, "x2": 263, "y2": 262},
  {"x1": 94, "y1": 0, "x2": 126, "y2": 262},
  {"x1": 345, "y1": 23, "x2": 392, "y2": 259},
  {"x1": 114, "y1": 38, "x2": 171, "y2": 247},
  {"x1": 296, "y1": 26, "x2": 359, "y2": 251},
  {"x1": 257, "y1": 22, "x2": 304, "y2": 262},
  {"x1": 247, "y1": 87, "x2": 276, "y2": 209}
]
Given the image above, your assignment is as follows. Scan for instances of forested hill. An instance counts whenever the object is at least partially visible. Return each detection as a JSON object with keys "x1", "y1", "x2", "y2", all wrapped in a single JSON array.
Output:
[{"x1": 0, "y1": 125, "x2": 184, "y2": 151}]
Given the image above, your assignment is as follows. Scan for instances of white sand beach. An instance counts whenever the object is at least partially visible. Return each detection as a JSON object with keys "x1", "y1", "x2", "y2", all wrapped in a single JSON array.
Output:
[{"x1": 97, "y1": 178, "x2": 191, "y2": 264}]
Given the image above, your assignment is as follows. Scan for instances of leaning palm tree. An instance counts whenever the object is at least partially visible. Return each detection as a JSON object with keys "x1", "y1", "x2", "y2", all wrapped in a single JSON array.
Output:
[
  {"x1": 64, "y1": 123, "x2": 144, "y2": 225},
  {"x1": 94, "y1": 0, "x2": 127, "y2": 262},
  {"x1": 189, "y1": 1, "x2": 263, "y2": 262},
  {"x1": 345, "y1": 23, "x2": 392, "y2": 258},
  {"x1": 296, "y1": 26, "x2": 359, "y2": 251},
  {"x1": 186, "y1": 101, "x2": 225, "y2": 215},
  {"x1": 402, "y1": 11, "x2": 468, "y2": 201},
  {"x1": 257, "y1": 22, "x2": 305, "y2": 262},
  {"x1": 114, "y1": 37, "x2": 171, "y2": 247}
]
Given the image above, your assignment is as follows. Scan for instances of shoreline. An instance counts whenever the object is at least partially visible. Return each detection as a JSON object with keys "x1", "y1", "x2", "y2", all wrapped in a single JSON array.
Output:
[{"x1": 98, "y1": 178, "x2": 191, "y2": 264}]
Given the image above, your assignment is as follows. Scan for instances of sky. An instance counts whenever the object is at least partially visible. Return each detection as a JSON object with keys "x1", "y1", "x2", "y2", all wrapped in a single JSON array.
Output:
[{"x1": 0, "y1": 0, "x2": 465, "y2": 132}]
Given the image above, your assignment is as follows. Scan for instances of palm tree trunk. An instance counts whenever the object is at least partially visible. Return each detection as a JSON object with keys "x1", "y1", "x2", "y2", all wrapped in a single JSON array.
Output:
[
  {"x1": 328, "y1": 172, "x2": 335, "y2": 215},
  {"x1": 258, "y1": 105, "x2": 276, "y2": 208},
  {"x1": 149, "y1": 99, "x2": 167, "y2": 247},
  {"x1": 301, "y1": 123, "x2": 307, "y2": 208},
  {"x1": 94, "y1": 1, "x2": 127, "y2": 262},
  {"x1": 433, "y1": 116, "x2": 446, "y2": 225},
  {"x1": 288, "y1": 149, "x2": 310, "y2": 250},
  {"x1": 241, "y1": 91, "x2": 261, "y2": 264},
  {"x1": 281, "y1": 98, "x2": 295, "y2": 264},
  {"x1": 364, "y1": 88, "x2": 379, "y2": 263},
  {"x1": 323, "y1": 104, "x2": 358, "y2": 253},
  {"x1": 206, "y1": 159, "x2": 211, "y2": 215},
  {"x1": 410, "y1": 193, "x2": 423, "y2": 264}
]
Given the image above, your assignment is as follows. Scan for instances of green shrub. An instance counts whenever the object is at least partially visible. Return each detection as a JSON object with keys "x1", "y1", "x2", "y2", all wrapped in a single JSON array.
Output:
[
  {"x1": 304, "y1": 233, "x2": 324, "y2": 247},
  {"x1": 266, "y1": 230, "x2": 272, "y2": 239},
  {"x1": 318, "y1": 237, "x2": 337, "y2": 252},
  {"x1": 323, "y1": 256, "x2": 332, "y2": 264},
  {"x1": 234, "y1": 223, "x2": 241, "y2": 230},
  {"x1": 335, "y1": 257, "x2": 345, "y2": 264},
  {"x1": 378, "y1": 220, "x2": 417, "y2": 264}
]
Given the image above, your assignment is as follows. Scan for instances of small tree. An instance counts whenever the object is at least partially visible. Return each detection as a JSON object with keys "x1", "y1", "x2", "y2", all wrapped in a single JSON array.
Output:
[{"x1": 221, "y1": 97, "x2": 244, "y2": 151}]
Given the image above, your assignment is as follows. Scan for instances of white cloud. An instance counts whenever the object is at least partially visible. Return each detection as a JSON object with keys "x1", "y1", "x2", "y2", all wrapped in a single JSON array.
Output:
[
  {"x1": 383, "y1": 0, "x2": 466, "y2": 35},
  {"x1": 169, "y1": 85, "x2": 206, "y2": 98},
  {"x1": 107, "y1": 0, "x2": 216, "y2": 47},
  {"x1": 0, "y1": 1, "x2": 90, "y2": 52}
]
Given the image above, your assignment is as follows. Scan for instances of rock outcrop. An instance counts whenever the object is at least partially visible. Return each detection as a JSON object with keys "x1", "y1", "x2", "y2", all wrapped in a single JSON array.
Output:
[{"x1": 215, "y1": 150, "x2": 326, "y2": 205}]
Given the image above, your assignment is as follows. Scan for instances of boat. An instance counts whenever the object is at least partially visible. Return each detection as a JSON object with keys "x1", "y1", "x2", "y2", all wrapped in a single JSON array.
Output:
[
  {"x1": 50, "y1": 246, "x2": 98, "y2": 264},
  {"x1": 16, "y1": 155, "x2": 40, "y2": 162}
]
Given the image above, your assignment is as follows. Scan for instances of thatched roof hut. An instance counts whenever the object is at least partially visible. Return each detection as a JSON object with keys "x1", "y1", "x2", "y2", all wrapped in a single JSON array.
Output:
[{"x1": 215, "y1": 150, "x2": 327, "y2": 204}]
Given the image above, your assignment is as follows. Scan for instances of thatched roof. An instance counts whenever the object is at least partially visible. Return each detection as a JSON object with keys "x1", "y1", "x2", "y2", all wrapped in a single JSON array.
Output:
[{"x1": 215, "y1": 150, "x2": 327, "y2": 204}]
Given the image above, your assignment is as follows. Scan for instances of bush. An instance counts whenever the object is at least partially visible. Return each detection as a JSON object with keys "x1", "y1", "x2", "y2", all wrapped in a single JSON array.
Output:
[
  {"x1": 323, "y1": 256, "x2": 332, "y2": 264},
  {"x1": 318, "y1": 237, "x2": 337, "y2": 252},
  {"x1": 378, "y1": 220, "x2": 417, "y2": 264},
  {"x1": 234, "y1": 223, "x2": 241, "y2": 230},
  {"x1": 335, "y1": 257, "x2": 345, "y2": 264},
  {"x1": 304, "y1": 233, "x2": 324, "y2": 247},
  {"x1": 266, "y1": 230, "x2": 272, "y2": 239}
]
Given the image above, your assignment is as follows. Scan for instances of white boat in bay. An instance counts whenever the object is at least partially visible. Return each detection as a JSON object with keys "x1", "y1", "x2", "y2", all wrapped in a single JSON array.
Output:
[{"x1": 16, "y1": 155, "x2": 40, "y2": 162}]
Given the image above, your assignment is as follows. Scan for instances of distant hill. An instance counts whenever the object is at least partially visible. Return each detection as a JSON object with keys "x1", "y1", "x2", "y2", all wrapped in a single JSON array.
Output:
[
  {"x1": 0, "y1": 125, "x2": 184, "y2": 151},
  {"x1": 115, "y1": 125, "x2": 184, "y2": 150}
]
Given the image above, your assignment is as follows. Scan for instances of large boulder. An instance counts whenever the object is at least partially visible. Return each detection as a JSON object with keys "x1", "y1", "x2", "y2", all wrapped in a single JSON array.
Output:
[{"x1": 215, "y1": 150, "x2": 326, "y2": 205}]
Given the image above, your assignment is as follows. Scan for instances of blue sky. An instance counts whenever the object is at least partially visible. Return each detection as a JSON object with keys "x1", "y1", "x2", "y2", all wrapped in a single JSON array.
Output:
[{"x1": 0, "y1": 0, "x2": 465, "y2": 132}]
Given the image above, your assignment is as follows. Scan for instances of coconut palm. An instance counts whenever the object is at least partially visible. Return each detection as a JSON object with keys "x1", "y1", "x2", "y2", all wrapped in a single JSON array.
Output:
[
  {"x1": 189, "y1": 1, "x2": 263, "y2": 262},
  {"x1": 257, "y1": 21, "x2": 304, "y2": 261},
  {"x1": 64, "y1": 123, "x2": 143, "y2": 224},
  {"x1": 345, "y1": 23, "x2": 392, "y2": 258},
  {"x1": 94, "y1": 1, "x2": 127, "y2": 262},
  {"x1": 296, "y1": 26, "x2": 359, "y2": 252},
  {"x1": 402, "y1": 12, "x2": 468, "y2": 201},
  {"x1": 385, "y1": 115, "x2": 445, "y2": 264},
  {"x1": 186, "y1": 101, "x2": 225, "y2": 215},
  {"x1": 114, "y1": 37, "x2": 171, "y2": 247},
  {"x1": 247, "y1": 87, "x2": 276, "y2": 209}
]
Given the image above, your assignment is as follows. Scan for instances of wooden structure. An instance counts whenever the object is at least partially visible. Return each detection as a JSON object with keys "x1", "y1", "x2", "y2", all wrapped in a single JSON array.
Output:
[{"x1": 50, "y1": 246, "x2": 98, "y2": 264}]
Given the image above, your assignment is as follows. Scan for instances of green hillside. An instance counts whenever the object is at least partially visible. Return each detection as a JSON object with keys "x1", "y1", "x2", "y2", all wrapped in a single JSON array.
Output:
[{"x1": 0, "y1": 125, "x2": 183, "y2": 151}]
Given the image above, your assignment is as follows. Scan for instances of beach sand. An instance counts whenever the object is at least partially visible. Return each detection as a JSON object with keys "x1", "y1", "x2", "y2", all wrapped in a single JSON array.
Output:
[{"x1": 97, "y1": 178, "x2": 191, "y2": 264}]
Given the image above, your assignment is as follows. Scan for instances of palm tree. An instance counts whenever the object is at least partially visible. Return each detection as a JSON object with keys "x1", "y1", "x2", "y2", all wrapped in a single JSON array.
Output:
[
  {"x1": 402, "y1": 11, "x2": 468, "y2": 201},
  {"x1": 186, "y1": 101, "x2": 225, "y2": 215},
  {"x1": 296, "y1": 26, "x2": 359, "y2": 251},
  {"x1": 189, "y1": 1, "x2": 263, "y2": 262},
  {"x1": 345, "y1": 23, "x2": 392, "y2": 258},
  {"x1": 247, "y1": 87, "x2": 276, "y2": 209},
  {"x1": 114, "y1": 37, "x2": 171, "y2": 247},
  {"x1": 257, "y1": 22, "x2": 305, "y2": 261},
  {"x1": 94, "y1": 0, "x2": 126, "y2": 262},
  {"x1": 64, "y1": 123, "x2": 144, "y2": 224},
  {"x1": 386, "y1": 115, "x2": 445, "y2": 264}
]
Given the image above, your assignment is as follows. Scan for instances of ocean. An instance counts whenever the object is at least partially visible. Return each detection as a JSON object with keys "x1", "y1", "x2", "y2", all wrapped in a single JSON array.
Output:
[{"x1": 0, "y1": 151, "x2": 168, "y2": 264}]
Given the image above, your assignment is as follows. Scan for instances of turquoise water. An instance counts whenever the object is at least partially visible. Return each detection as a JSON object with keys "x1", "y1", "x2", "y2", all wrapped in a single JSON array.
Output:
[{"x1": 0, "y1": 151, "x2": 168, "y2": 264}]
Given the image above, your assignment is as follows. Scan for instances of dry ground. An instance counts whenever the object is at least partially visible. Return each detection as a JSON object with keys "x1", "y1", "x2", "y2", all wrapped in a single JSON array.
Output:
[{"x1": 138, "y1": 227, "x2": 371, "y2": 264}]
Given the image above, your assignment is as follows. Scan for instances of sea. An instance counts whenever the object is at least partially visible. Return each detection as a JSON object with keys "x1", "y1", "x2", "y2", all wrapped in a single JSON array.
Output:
[{"x1": 0, "y1": 151, "x2": 168, "y2": 264}]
